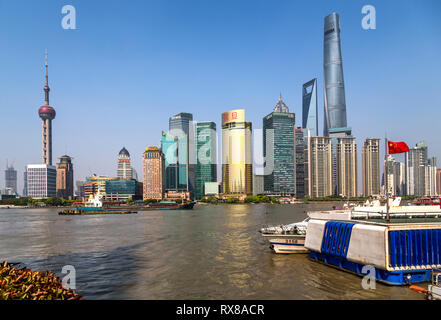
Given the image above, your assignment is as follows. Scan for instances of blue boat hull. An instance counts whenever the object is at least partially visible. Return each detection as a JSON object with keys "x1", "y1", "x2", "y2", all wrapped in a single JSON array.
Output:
[{"x1": 309, "y1": 251, "x2": 441, "y2": 286}]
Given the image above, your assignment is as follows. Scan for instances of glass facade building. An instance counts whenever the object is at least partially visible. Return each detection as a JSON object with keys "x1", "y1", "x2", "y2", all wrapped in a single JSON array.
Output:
[
  {"x1": 4, "y1": 164, "x2": 17, "y2": 195},
  {"x1": 302, "y1": 79, "x2": 318, "y2": 137},
  {"x1": 263, "y1": 96, "x2": 295, "y2": 195},
  {"x1": 168, "y1": 113, "x2": 194, "y2": 198},
  {"x1": 195, "y1": 122, "x2": 217, "y2": 200},
  {"x1": 295, "y1": 128, "x2": 308, "y2": 198},
  {"x1": 162, "y1": 131, "x2": 188, "y2": 192},
  {"x1": 105, "y1": 179, "x2": 138, "y2": 201}
]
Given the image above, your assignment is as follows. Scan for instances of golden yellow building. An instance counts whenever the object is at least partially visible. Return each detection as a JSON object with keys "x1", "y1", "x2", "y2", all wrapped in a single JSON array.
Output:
[
  {"x1": 87, "y1": 175, "x2": 118, "y2": 195},
  {"x1": 221, "y1": 109, "x2": 253, "y2": 196}
]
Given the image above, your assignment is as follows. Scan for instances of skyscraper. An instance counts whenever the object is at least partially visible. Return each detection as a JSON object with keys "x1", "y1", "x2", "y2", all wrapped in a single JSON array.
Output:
[
  {"x1": 23, "y1": 169, "x2": 27, "y2": 197},
  {"x1": 38, "y1": 50, "x2": 56, "y2": 166},
  {"x1": 295, "y1": 128, "x2": 307, "y2": 198},
  {"x1": 437, "y1": 169, "x2": 441, "y2": 196},
  {"x1": 362, "y1": 138, "x2": 380, "y2": 197},
  {"x1": 195, "y1": 122, "x2": 217, "y2": 200},
  {"x1": 56, "y1": 155, "x2": 74, "y2": 199},
  {"x1": 302, "y1": 79, "x2": 318, "y2": 137},
  {"x1": 405, "y1": 142, "x2": 437, "y2": 196},
  {"x1": 169, "y1": 112, "x2": 195, "y2": 198},
  {"x1": 323, "y1": 13, "x2": 350, "y2": 138},
  {"x1": 143, "y1": 147, "x2": 164, "y2": 200},
  {"x1": 4, "y1": 162, "x2": 17, "y2": 195},
  {"x1": 307, "y1": 136, "x2": 333, "y2": 198},
  {"x1": 263, "y1": 95, "x2": 295, "y2": 195},
  {"x1": 336, "y1": 137, "x2": 358, "y2": 198},
  {"x1": 117, "y1": 147, "x2": 133, "y2": 180},
  {"x1": 426, "y1": 157, "x2": 437, "y2": 196},
  {"x1": 162, "y1": 131, "x2": 189, "y2": 195},
  {"x1": 385, "y1": 156, "x2": 405, "y2": 196},
  {"x1": 222, "y1": 109, "x2": 253, "y2": 196}
]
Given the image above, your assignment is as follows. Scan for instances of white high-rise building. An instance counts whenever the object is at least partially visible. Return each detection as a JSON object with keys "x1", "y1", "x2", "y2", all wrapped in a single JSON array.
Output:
[
  {"x1": 362, "y1": 138, "x2": 380, "y2": 197},
  {"x1": 307, "y1": 136, "x2": 333, "y2": 198},
  {"x1": 117, "y1": 147, "x2": 133, "y2": 180},
  {"x1": 336, "y1": 137, "x2": 358, "y2": 198},
  {"x1": 425, "y1": 158, "x2": 437, "y2": 196},
  {"x1": 26, "y1": 164, "x2": 56, "y2": 198},
  {"x1": 385, "y1": 156, "x2": 405, "y2": 196},
  {"x1": 406, "y1": 142, "x2": 437, "y2": 196}
]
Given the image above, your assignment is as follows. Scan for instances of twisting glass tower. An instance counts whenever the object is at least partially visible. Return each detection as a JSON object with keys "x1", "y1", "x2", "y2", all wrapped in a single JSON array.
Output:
[
  {"x1": 38, "y1": 50, "x2": 56, "y2": 165},
  {"x1": 323, "y1": 13, "x2": 350, "y2": 137}
]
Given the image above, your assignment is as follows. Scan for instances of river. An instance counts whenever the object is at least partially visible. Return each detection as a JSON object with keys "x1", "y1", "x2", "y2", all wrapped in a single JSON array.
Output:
[{"x1": 0, "y1": 203, "x2": 422, "y2": 299}]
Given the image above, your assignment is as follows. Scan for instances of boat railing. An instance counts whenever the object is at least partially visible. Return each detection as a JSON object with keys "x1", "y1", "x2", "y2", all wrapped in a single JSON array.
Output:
[
  {"x1": 260, "y1": 224, "x2": 293, "y2": 234},
  {"x1": 351, "y1": 210, "x2": 441, "y2": 220},
  {"x1": 432, "y1": 272, "x2": 441, "y2": 287}
]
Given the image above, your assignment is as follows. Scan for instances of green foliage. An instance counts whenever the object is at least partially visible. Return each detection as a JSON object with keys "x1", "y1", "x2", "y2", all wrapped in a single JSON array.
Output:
[
  {"x1": 0, "y1": 197, "x2": 74, "y2": 207},
  {"x1": 270, "y1": 197, "x2": 280, "y2": 204},
  {"x1": 143, "y1": 198, "x2": 159, "y2": 204},
  {"x1": 259, "y1": 196, "x2": 271, "y2": 203},
  {"x1": 244, "y1": 195, "x2": 273, "y2": 203},
  {"x1": 244, "y1": 196, "x2": 259, "y2": 203},
  {"x1": 226, "y1": 197, "x2": 239, "y2": 204},
  {"x1": 401, "y1": 195, "x2": 419, "y2": 200},
  {"x1": 200, "y1": 197, "x2": 218, "y2": 204}
]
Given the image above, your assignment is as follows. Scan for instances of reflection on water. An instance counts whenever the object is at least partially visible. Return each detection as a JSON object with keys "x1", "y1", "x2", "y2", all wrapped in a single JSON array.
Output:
[{"x1": 0, "y1": 204, "x2": 423, "y2": 300}]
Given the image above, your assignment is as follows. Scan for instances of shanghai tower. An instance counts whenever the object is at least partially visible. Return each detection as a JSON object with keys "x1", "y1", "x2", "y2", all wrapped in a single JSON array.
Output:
[
  {"x1": 323, "y1": 13, "x2": 350, "y2": 137},
  {"x1": 38, "y1": 50, "x2": 56, "y2": 165}
]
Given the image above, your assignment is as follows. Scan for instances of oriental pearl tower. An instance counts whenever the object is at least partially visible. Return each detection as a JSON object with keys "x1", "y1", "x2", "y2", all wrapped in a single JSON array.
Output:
[{"x1": 38, "y1": 50, "x2": 56, "y2": 165}]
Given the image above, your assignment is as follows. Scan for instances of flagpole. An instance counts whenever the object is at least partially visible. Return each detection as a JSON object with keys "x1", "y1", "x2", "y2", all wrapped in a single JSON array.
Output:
[{"x1": 385, "y1": 136, "x2": 390, "y2": 221}]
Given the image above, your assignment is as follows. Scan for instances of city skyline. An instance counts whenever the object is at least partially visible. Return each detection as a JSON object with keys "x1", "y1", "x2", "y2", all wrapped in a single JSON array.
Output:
[{"x1": 1, "y1": 1, "x2": 441, "y2": 193}]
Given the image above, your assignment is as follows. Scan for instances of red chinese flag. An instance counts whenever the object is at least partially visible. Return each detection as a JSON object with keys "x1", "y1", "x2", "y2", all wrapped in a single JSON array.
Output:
[{"x1": 388, "y1": 141, "x2": 410, "y2": 154}]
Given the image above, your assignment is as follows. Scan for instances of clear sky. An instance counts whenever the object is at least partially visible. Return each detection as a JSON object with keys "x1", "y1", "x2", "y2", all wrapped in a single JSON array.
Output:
[{"x1": 1, "y1": 0, "x2": 441, "y2": 193}]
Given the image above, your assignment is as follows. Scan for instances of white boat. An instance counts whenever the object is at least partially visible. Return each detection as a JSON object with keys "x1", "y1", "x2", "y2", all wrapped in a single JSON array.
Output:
[
  {"x1": 428, "y1": 273, "x2": 441, "y2": 300},
  {"x1": 84, "y1": 192, "x2": 104, "y2": 207},
  {"x1": 260, "y1": 218, "x2": 310, "y2": 254}
]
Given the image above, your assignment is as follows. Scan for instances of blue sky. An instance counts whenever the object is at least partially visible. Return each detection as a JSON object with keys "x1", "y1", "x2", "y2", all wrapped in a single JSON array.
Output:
[{"x1": 1, "y1": 0, "x2": 441, "y2": 192}]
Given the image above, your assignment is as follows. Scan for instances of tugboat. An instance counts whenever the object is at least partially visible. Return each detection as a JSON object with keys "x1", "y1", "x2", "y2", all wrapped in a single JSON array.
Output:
[{"x1": 59, "y1": 192, "x2": 137, "y2": 215}]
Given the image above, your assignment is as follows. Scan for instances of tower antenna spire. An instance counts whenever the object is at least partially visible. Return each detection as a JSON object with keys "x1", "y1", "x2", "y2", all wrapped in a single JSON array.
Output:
[{"x1": 44, "y1": 49, "x2": 50, "y2": 105}]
